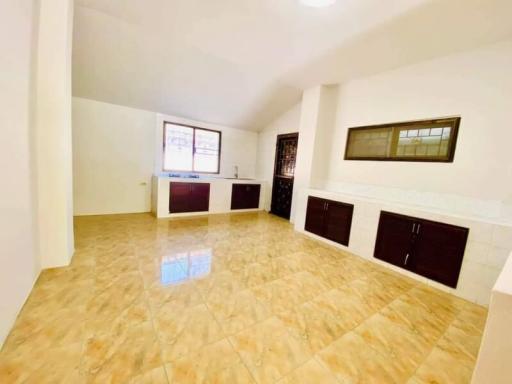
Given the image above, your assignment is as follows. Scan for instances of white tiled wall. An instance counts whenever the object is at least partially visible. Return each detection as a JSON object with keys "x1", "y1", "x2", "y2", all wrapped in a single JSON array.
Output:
[{"x1": 294, "y1": 188, "x2": 512, "y2": 306}]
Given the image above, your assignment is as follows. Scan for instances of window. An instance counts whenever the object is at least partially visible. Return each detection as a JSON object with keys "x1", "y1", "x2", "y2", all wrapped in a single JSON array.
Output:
[
  {"x1": 163, "y1": 122, "x2": 221, "y2": 173},
  {"x1": 344, "y1": 117, "x2": 460, "y2": 162}
]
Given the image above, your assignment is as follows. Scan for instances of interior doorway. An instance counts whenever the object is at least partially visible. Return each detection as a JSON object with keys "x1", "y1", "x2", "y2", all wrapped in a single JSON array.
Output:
[{"x1": 270, "y1": 133, "x2": 299, "y2": 220}]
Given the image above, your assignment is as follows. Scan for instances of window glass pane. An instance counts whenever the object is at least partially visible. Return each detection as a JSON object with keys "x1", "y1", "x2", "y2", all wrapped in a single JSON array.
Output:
[
  {"x1": 164, "y1": 124, "x2": 193, "y2": 171},
  {"x1": 194, "y1": 129, "x2": 220, "y2": 173},
  {"x1": 347, "y1": 127, "x2": 392, "y2": 158},
  {"x1": 344, "y1": 117, "x2": 459, "y2": 162},
  {"x1": 396, "y1": 126, "x2": 444, "y2": 158}
]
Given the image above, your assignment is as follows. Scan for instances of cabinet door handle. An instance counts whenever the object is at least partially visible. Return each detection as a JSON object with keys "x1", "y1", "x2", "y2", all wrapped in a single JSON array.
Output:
[
  {"x1": 326, "y1": 202, "x2": 329, "y2": 210},
  {"x1": 416, "y1": 223, "x2": 421, "y2": 234},
  {"x1": 404, "y1": 253, "x2": 410, "y2": 265},
  {"x1": 323, "y1": 202, "x2": 327, "y2": 210},
  {"x1": 412, "y1": 223, "x2": 416, "y2": 233}
]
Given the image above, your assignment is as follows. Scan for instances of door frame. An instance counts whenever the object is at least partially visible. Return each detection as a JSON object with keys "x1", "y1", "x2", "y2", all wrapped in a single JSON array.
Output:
[{"x1": 270, "y1": 132, "x2": 299, "y2": 220}]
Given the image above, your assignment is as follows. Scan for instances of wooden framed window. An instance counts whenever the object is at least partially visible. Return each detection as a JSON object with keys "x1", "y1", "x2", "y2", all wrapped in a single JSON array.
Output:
[
  {"x1": 163, "y1": 122, "x2": 221, "y2": 173},
  {"x1": 344, "y1": 117, "x2": 461, "y2": 162}
]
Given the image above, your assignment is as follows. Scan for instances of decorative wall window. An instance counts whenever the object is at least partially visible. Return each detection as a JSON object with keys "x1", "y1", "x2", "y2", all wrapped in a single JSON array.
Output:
[
  {"x1": 163, "y1": 122, "x2": 221, "y2": 173},
  {"x1": 344, "y1": 117, "x2": 460, "y2": 162}
]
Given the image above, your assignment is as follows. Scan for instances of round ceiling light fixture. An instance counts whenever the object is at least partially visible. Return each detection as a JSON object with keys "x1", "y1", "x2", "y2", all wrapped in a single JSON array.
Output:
[{"x1": 300, "y1": 0, "x2": 337, "y2": 7}]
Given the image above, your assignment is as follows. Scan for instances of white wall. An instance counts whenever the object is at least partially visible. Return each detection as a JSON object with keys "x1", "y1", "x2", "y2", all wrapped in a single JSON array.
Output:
[
  {"x1": 73, "y1": 97, "x2": 156, "y2": 215},
  {"x1": 73, "y1": 98, "x2": 259, "y2": 215},
  {"x1": 35, "y1": 0, "x2": 75, "y2": 268},
  {"x1": 256, "y1": 103, "x2": 301, "y2": 210},
  {"x1": 472, "y1": 253, "x2": 512, "y2": 383},
  {"x1": 0, "y1": 0, "x2": 40, "y2": 347},
  {"x1": 325, "y1": 39, "x2": 512, "y2": 210}
]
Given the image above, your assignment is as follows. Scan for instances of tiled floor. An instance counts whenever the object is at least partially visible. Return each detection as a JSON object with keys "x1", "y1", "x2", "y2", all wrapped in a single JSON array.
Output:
[{"x1": 0, "y1": 212, "x2": 488, "y2": 383}]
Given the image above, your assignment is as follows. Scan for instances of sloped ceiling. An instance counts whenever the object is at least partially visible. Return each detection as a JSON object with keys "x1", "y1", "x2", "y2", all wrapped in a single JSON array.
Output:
[{"x1": 73, "y1": 0, "x2": 512, "y2": 131}]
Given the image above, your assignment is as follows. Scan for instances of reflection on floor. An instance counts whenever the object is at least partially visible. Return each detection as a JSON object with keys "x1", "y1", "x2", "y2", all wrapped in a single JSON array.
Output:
[{"x1": 0, "y1": 212, "x2": 488, "y2": 383}]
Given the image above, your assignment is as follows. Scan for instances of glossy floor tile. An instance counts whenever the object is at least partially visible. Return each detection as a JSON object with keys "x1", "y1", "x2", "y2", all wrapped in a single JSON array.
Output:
[{"x1": 0, "y1": 212, "x2": 488, "y2": 383}]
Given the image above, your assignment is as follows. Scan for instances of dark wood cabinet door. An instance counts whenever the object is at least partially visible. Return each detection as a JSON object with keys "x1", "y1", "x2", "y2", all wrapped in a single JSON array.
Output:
[
  {"x1": 231, "y1": 184, "x2": 261, "y2": 210},
  {"x1": 189, "y1": 183, "x2": 210, "y2": 212},
  {"x1": 169, "y1": 182, "x2": 192, "y2": 213},
  {"x1": 324, "y1": 201, "x2": 354, "y2": 246},
  {"x1": 412, "y1": 220, "x2": 468, "y2": 288},
  {"x1": 169, "y1": 182, "x2": 210, "y2": 213},
  {"x1": 305, "y1": 196, "x2": 327, "y2": 237},
  {"x1": 374, "y1": 211, "x2": 416, "y2": 270}
]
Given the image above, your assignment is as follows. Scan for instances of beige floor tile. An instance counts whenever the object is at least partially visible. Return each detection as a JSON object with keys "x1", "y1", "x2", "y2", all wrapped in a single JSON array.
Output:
[
  {"x1": 317, "y1": 331, "x2": 400, "y2": 384},
  {"x1": 251, "y1": 278, "x2": 310, "y2": 313},
  {"x1": 379, "y1": 297, "x2": 448, "y2": 344},
  {"x1": 276, "y1": 299, "x2": 347, "y2": 353},
  {"x1": 155, "y1": 303, "x2": 225, "y2": 362},
  {"x1": 414, "y1": 347, "x2": 474, "y2": 384},
  {"x1": 127, "y1": 366, "x2": 169, "y2": 384},
  {"x1": 229, "y1": 317, "x2": 313, "y2": 384},
  {"x1": 436, "y1": 324, "x2": 483, "y2": 366},
  {"x1": 277, "y1": 358, "x2": 338, "y2": 384},
  {"x1": 207, "y1": 289, "x2": 272, "y2": 335},
  {"x1": 165, "y1": 338, "x2": 254, "y2": 384},
  {"x1": 0, "y1": 342, "x2": 84, "y2": 384},
  {"x1": 2, "y1": 306, "x2": 87, "y2": 356},
  {"x1": 355, "y1": 313, "x2": 432, "y2": 380},
  {"x1": 81, "y1": 322, "x2": 162, "y2": 383}
]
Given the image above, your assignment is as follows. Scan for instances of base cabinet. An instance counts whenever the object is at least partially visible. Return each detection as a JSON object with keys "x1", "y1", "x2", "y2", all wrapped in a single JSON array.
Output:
[
  {"x1": 169, "y1": 182, "x2": 210, "y2": 213},
  {"x1": 231, "y1": 184, "x2": 261, "y2": 210},
  {"x1": 374, "y1": 211, "x2": 469, "y2": 288},
  {"x1": 305, "y1": 196, "x2": 354, "y2": 246}
]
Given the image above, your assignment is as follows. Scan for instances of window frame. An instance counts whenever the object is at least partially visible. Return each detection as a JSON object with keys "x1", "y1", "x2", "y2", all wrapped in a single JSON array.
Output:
[
  {"x1": 163, "y1": 121, "x2": 222, "y2": 174},
  {"x1": 343, "y1": 117, "x2": 461, "y2": 162}
]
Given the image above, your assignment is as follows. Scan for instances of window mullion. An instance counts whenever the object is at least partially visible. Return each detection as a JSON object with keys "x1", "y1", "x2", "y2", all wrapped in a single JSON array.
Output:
[{"x1": 192, "y1": 127, "x2": 196, "y2": 172}]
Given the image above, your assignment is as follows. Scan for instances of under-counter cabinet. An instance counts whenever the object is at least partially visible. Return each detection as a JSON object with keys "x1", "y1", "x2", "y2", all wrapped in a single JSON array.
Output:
[
  {"x1": 374, "y1": 211, "x2": 469, "y2": 288},
  {"x1": 231, "y1": 184, "x2": 261, "y2": 210},
  {"x1": 304, "y1": 196, "x2": 354, "y2": 246},
  {"x1": 169, "y1": 182, "x2": 210, "y2": 213}
]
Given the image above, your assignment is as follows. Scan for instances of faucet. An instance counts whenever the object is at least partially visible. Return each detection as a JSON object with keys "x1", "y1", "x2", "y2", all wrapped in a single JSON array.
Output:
[{"x1": 234, "y1": 165, "x2": 239, "y2": 179}]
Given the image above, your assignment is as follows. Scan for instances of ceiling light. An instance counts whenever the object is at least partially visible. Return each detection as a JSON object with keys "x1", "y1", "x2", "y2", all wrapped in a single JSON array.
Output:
[{"x1": 300, "y1": 0, "x2": 337, "y2": 7}]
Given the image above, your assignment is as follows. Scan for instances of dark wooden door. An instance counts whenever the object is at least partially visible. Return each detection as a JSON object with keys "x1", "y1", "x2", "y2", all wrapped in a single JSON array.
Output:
[
  {"x1": 412, "y1": 220, "x2": 468, "y2": 288},
  {"x1": 270, "y1": 133, "x2": 298, "y2": 220},
  {"x1": 189, "y1": 183, "x2": 210, "y2": 212},
  {"x1": 169, "y1": 182, "x2": 210, "y2": 213},
  {"x1": 304, "y1": 196, "x2": 326, "y2": 237},
  {"x1": 374, "y1": 211, "x2": 416, "y2": 270},
  {"x1": 231, "y1": 184, "x2": 261, "y2": 210},
  {"x1": 324, "y1": 201, "x2": 354, "y2": 246}
]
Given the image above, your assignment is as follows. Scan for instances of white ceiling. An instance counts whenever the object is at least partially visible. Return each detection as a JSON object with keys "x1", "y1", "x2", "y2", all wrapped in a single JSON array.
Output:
[{"x1": 73, "y1": 0, "x2": 512, "y2": 131}]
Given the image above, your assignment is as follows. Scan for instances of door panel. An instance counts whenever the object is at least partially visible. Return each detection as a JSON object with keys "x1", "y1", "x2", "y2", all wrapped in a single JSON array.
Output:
[
  {"x1": 169, "y1": 182, "x2": 191, "y2": 213},
  {"x1": 271, "y1": 133, "x2": 298, "y2": 220},
  {"x1": 231, "y1": 184, "x2": 261, "y2": 210},
  {"x1": 271, "y1": 177, "x2": 294, "y2": 219},
  {"x1": 412, "y1": 220, "x2": 468, "y2": 288},
  {"x1": 324, "y1": 201, "x2": 354, "y2": 246},
  {"x1": 374, "y1": 211, "x2": 416, "y2": 270},
  {"x1": 189, "y1": 183, "x2": 210, "y2": 212},
  {"x1": 304, "y1": 196, "x2": 326, "y2": 237},
  {"x1": 246, "y1": 184, "x2": 261, "y2": 209}
]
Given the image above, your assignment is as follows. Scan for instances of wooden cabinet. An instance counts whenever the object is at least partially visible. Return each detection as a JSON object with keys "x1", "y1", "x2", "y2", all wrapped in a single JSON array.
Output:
[
  {"x1": 231, "y1": 184, "x2": 261, "y2": 210},
  {"x1": 374, "y1": 211, "x2": 469, "y2": 288},
  {"x1": 305, "y1": 196, "x2": 354, "y2": 246},
  {"x1": 169, "y1": 182, "x2": 210, "y2": 213}
]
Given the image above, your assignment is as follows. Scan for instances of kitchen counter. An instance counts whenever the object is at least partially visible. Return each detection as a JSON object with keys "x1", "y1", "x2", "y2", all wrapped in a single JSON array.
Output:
[{"x1": 151, "y1": 175, "x2": 265, "y2": 218}]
